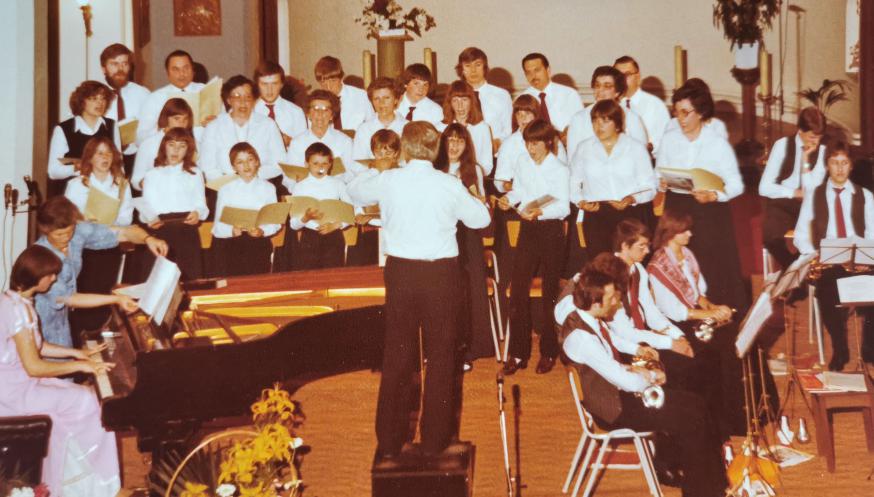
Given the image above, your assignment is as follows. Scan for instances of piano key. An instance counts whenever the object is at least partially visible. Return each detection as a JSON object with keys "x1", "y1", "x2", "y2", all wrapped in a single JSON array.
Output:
[{"x1": 86, "y1": 339, "x2": 114, "y2": 399}]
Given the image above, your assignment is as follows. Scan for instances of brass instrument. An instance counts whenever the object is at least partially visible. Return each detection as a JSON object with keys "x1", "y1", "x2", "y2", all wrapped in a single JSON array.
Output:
[
  {"x1": 807, "y1": 255, "x2": 871, "y2": 282},
  {"x1": 693, "y1": 308, "x2": 735, "y2": 343},
  {"x1": 631, "y1": 356, "x2": 665, "y2": 409}
]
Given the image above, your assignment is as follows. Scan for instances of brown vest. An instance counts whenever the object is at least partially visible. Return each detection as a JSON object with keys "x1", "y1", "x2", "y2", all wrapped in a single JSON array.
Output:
[
  {"x1": 811, "y1": 182, "x2": 867, "y2": 249},
  {"x1": 775, "y1": 135, "x2": 797, "y2": 184},
  {"x1": 570, "y1": 320, "x2": 623, "y2": 425}
]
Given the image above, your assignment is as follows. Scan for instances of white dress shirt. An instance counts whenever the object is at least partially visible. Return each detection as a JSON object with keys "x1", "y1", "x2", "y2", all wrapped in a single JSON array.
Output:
[
  {"x1": 504, "y1": 153, "x2": 570, "y2": 220},
  {"x1": 283, "y1": 128, "x2": 358, "y2": 190},
  {"x1": 520, "y1": 81, "x2": 583, "y2": 132},
  {"x1": 447, "y1": 162, "x2": 485, "y2": 197},
  {"x1": 338, "y1": 84, "x2": 375, "y2": 131},
  {"x1": 347, "y1": 159, "x2": 490, "y2": 260},
  {"x1": 140, "y1": 164, "x2": 209, "y2": 222},
  {"x1": 396, "y1": 94, "x2": 444, "y2": 127},
  {"x1": 64, "y1": 173, "x2": 133, "y2": 226},
  {"x1": 562, "y1": 308, "x2": 650, "y2": 393},
  {"x1": 289, "y1": 175, "x2": 353, "y2": 230},
  {"x1": 566, "y1": 105, "x2": 649, "y2": 160},
  {"x1": 664, "y1": 116, "x2": 728, "y2": 141},
  {"x1": 212, "y1": 176, "x2": 280, "y2": 238},
  {"x1": 473, "y1": 81, "x2": 513, "y2": 142},
  {"x1": 130, "y1": 128, "x2": 205, "y2": 190},
  {"x1": 656, "y1": 125, "x2": 744, "y2": 201},
  {"x1": 105, "y1": 81, "x2": 151, "y2": 154},
  {"x1": 758, "y1": 134, "x2": 826, "y2": 199},
  {"x1": 199, "y1": 112, "x2": 286, "y2": 181},
  {"x1": 352, "y1": 114, "x2": 407, "y2": 160},
  {"x1": 793, "y1": 180, "x2": 874, "y2": 254},
  {"x1": 622, "y1": 89, "x2": 671, "y2": 152},
  {"x1": 494, "y1": 131, "x2": 568, "y2": 192},
  {"x1": 650, "y1": 253, "x2": 708, "y2": 322},
  {"x1": 137, "y1": 82, "x2": 206, "y2": 144},
  {"x1": 570, "y1": 133, "x2": 656, "y2": 204},
  {"x1": 254, "y1": 97, "x2": 307, "y2": 141},
  {"x1": 47, "y1": 117, "x2": 122, "y2": 180}
]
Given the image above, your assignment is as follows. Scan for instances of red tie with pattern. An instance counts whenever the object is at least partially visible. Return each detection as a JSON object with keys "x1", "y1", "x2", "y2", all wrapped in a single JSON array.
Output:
[
  {"x1": 628, "y1": 268, "x2": 645, "y2": 329},
  {"x1": 538, "y1": 92, "x2": 551, "y2": 125},
  {"x1": 834, "y1": 187, "x2": 848, "y2": 238},
  {"x1": 598, "y1": 321, "x2": 621, "y2": 361},
  {"x1": 266, "y1": 104, "x2": 276, "y2": 120}
]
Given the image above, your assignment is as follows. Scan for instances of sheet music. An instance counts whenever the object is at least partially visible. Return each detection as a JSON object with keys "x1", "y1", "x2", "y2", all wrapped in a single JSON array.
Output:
[
  {"x1": 735, "y1": 291, "x2": 774, "y2": 358},
  {"x1": 771, "y1": 252, "x2": 817, "y2": 298},
  {"x1": 115, "y1": 256, "x2": 181, "y2": 324},
  {"x1": 837, "y1": 275, "x2": 874, "y2": 305},
  {"x1": 820, "y1": 237, "x2": 874, "y2": 265}
]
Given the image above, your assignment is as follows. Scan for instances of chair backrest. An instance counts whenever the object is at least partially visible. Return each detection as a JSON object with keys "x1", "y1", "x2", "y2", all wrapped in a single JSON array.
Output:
[{"x1": 567, "y1": 367, "x2": 596, "y2": 437}]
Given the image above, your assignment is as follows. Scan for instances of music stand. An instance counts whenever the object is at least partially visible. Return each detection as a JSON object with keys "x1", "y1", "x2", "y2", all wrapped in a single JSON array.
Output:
[{"x1": 837, "y1": 275, "x2": 874, "y2": 373}]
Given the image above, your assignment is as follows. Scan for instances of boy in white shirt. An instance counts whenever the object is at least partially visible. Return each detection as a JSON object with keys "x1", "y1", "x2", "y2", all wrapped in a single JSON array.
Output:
[
  {"x1": 395, "y1": 64, "x2": 443, "y2": 126},
  {"x1": 314, "y1": 56, "x2": 374, "y2": 131}
]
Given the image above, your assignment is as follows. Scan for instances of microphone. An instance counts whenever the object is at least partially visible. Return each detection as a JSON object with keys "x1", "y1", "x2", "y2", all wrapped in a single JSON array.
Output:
[
  {"x1": 10, "y1": 189, "x2": 19, "y2": 216},
  {"x1": 23, "y1": 176, "x2": 41, "y2": 206},
  {"x1": 3, "y1": 184, "x2": 11, "y2": 210}
]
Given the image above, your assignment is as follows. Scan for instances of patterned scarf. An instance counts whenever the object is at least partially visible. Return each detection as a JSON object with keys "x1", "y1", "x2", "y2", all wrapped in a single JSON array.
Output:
[{"x1": 646, "y1": 246, "x2": 701, "y2": 309}]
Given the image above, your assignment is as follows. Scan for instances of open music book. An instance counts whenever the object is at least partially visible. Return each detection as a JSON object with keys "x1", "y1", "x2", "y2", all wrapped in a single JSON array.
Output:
[
  {"x1": 279, "y1": 158, "x2": 347, "y2": 182},
  {"x1": 205, "y1": 174, "x2": 238, "y2": 192},
  {"x1": 167, "y1": 76, "x2": 223, "y2": 124},
  {"x1": 820, "y1": 237, "x2": 874, "y2": 265},
  {"x1": 284, "y1": 196, "x2": 355, "y2": 225},
  {"x1": 518, "y1": 194, "x2": 556, "y2": 216},
  {"x1": 84, "y1": 187, "x2": 121, "y2": 225},
  {"x1": 219, "y1": 203, "x2": 292, "y2": 230},
  {"x1": 118, "y1": 118, "x2": 139, "y2": 149},
  {"x1": 582, "y1": 188, "x2": 653, "y2": 203},
  {"x1": 657, "y1": 167, "x2": 725, "y2": 193},
  {"x1": 114, "y1": 256, "x2": 181, "y2": 325}
]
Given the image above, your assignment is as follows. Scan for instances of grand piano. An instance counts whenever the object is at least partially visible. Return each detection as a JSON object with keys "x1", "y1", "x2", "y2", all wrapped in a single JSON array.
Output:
[{"x1": 83, "y1": 265, "x2": 386, "y2": 455}]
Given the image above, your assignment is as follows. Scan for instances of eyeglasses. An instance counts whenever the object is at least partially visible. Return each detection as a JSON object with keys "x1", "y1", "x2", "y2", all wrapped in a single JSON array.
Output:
[
  {"x1": 229, "y1": 93, "x2": 254, "y2": 102},
  {"x1": 675, "y1": 108, "x2": 698, "y2": 120},
  {"x1": 309, "y1": 104, "x2": 333, "y2": 113},
  {"x1": 317, "y1": 75, "x2": 342, "y2": 83},
  {"x1": 621, "y1": 71, "x2": 639, "y2": 77}
]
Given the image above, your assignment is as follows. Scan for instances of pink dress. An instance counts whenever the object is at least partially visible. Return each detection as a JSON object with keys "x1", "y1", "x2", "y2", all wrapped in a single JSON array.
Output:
[{"x1": 0, "y1": 291, "x2": 119, "y2": 497}]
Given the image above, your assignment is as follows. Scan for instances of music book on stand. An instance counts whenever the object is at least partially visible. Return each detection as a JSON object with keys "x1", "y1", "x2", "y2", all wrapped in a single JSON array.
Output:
[{"x1": 114, "y1": 256, "x2": 181, "y2": 326}]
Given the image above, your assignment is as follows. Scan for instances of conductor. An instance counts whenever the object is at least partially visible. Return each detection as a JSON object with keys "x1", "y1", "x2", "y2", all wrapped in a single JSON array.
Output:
[{"x1": 348, "y1": 121, "x2": 491, "y2": 458}]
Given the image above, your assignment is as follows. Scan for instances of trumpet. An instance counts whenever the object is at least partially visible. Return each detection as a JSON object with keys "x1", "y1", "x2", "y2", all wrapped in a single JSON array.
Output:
[
  {"x1": 693, "y1": 308, "x2": 735, "y2": 343},
  {"x1": 632, "y1": 356, "x2": 665, "y2": 409},
  {"x1": 807, "y1": 255, "x2": 871, "y2": 282}
]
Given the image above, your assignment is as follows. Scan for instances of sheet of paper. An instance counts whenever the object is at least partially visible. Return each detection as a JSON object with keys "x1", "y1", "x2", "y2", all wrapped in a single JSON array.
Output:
[
  {"x1": 837, "y1": 275, "x2": 874, "y2": 304},
  {"x1": 319, "y1": 199, "x2": 355, "y2": 225},
  {"x1": 771, "y1": 252, "x2": 816, "y2": 298},
  {"x1": 735, "y1": 291, "x2": 774, "y2": 358},
  {"x1": 206, "y1": 174, "x2": 237, "y2": 192},
  {"x1": 84, "y1": 186, "x2": 121, "y2": 225},
  {"x1": 198, "y1": 76, "x2": 223, "y2": 124},
  {"x1": 822, "y1": 371, "x2": 868, "y2": 392},
  {"x1": 118, "y1": 119, "x2": 139, "y2": 149},
  {"x1": 121, "y1": 256, "x2": 181, "y2": 323}
]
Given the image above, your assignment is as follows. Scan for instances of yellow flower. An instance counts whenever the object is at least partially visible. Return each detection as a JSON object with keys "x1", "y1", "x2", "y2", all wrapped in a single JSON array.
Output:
[{"x1": 180, "y1": 482, "x2": 209, "y2": 497}]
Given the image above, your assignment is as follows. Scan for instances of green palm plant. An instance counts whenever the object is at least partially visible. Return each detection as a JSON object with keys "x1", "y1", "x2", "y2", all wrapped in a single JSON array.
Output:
[
  {"x1": 798, "y1": 79, "x2": 850, "y2": 116},
  {"x1": 713, "y1": 0, "x2": 780, "y2": 49}
]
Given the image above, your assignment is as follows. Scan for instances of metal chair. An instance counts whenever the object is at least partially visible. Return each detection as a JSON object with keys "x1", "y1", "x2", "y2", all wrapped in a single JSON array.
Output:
[{"x1": 564, "y1": 368, "x2": 662, "y2": 497}]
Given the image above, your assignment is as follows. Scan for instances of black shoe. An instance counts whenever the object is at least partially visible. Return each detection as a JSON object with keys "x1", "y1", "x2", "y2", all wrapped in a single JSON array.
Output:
[
  {"x1": 828, "y1": 352, "x2": 848, "y2": 372},
  {"x1": 655, "y1": 467, "x2": 683, "y2": 488},
  {"x1": 535, "y1": 356, "x2": 556, "y2": 374},
  {"x1": 502, "y1": 357, "x2": 527, "y2": 375}
]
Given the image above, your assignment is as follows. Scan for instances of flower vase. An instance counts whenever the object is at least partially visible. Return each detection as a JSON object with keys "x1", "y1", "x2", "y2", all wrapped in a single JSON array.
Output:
[{"x1": 376, "y1": 30, "x2": 413, "y2": 79}]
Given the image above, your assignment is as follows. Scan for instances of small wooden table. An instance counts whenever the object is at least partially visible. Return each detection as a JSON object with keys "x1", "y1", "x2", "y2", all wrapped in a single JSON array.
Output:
[{"x1": 810, "y1": 388, "x2": 874, "y2": 472}]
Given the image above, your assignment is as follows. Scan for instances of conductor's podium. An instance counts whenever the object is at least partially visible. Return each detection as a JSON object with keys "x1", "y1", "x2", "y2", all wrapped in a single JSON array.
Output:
[{"x1": 372, "y1": 441, "x2": 475, "y2": 497}]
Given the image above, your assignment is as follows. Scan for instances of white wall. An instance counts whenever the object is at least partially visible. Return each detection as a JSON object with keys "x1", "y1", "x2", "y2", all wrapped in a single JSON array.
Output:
[{"x1": 0, "y1": 2, "x2": 35, "y2": 288}]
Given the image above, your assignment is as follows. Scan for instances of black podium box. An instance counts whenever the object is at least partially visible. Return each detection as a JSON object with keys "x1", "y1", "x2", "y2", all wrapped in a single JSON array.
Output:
[{"x1": 372, "y1": 441, "x2": 475, "y2": 497}]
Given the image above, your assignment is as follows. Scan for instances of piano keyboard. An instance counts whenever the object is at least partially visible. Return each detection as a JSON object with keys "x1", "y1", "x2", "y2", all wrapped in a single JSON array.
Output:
[{"x1": 86, "y1": 338, "x2": 114, "y2": 399}]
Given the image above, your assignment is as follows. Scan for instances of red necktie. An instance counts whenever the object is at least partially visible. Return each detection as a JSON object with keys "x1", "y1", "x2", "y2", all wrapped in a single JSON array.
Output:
[
  {"x1": 333, "y1": 96, "x2": 343, "y2": 129},
  {"x1": 628, "y1": 268, "x2": 645, "y2": 329},
  {"x1": 474, "y1": 90, "x2": 483, "y2": 115},
  {"x1": 266, "y1": 104, "x2": 276, "y2": 120},
  {"x1": 405, "y1": 106, "x2": 416, "y2": 121},
  {"x1": 834, "y1": 187, "x2": 848, "y2": 238},
  {"x1": 538, "y1": 92, "x2": 551, "y2": 125},
  {"x1": 598, "y1": 321, "x2": 621, "y2": 361},
  {"x1": 116, "y1": 90, "x2": 126, "y2": 121}
]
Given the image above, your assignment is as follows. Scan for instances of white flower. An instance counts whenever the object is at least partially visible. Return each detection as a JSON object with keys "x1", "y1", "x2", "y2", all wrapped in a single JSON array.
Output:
[
  {"x1": 10, "y1": 488, "x2": 35, "y2": 497},
  {"x1": 216, "y1": 483, "x2": 236, "y2": 497},
  {"x1": 290, "y1": 437, "x2": 304, "y2": 449}
]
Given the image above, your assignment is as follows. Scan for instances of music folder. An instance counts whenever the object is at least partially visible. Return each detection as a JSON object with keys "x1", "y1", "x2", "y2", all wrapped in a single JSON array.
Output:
[
  {"x1": 118, "y1": 119, "x2": 139, "y2": 149},
  {"x1": 166, "y1": 76, "x2": 223, "y2": 124},
  {"x1": 657, "y1": 167, "x2": 725, "y2": 193},
  {"x1": 219, "y1": 203, "x2": 292, "y2": 230},
  {"x1": 83, "y1": 187, "x2": 121, "y2": 225},
  {"x1": 285, "y1": 196, "x2": 355, "y2": 225}
]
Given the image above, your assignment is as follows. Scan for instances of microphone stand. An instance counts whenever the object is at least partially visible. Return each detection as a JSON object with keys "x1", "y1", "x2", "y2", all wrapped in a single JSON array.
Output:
[
  {"x1": 512, "y1": 384, "x2": 524, "y2": 497},
  {"x1": 496, "y1": 371, "x2": 513, "y2": 497}
]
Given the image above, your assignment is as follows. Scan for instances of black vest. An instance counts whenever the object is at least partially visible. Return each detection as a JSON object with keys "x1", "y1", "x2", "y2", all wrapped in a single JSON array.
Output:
[
  {"x1": 571, "y1": 320, "x2": 623, "y2": 424},
  {"x1": 775, "y1": 135, "x2": 797, "y2": 184},
  {"x1": 58, "y1": 117, "x2": 115, "y2": 159},
  {"x1": 811, "y1": 182, "x2": 867, "y2": 249}
]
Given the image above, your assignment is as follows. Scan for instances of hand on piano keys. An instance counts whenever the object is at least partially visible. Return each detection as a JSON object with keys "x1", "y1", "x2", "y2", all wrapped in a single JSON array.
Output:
[{"x1": 83, "y1": 340, "x2": 116, "y2": 398}]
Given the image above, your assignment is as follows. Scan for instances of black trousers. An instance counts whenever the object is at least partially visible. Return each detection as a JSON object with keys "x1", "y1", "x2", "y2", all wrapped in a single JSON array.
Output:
[
  {"x1": 607, "y1": 390, "x2": 728, "y2": 497},
  {"x1": 762, "y1": 198, "x2": 801, "y2": 270},
  {"x1": 152, "y1": 222, "x2": 203, "y2": 280},
  {"x1": 508, "y1": 219, "x2": 564, "y2": 361},
  {"x1": 211, "y1": 234, "x2": 273, "y2": 277},
  {"x1": 563, "y1": 204, "x2": 588, "y2": 279},
  {"x1": 376, "y1": 256, "x2": 461, "y2": 454},
  {"x1": 815, "y1": 266, "x2": 874, "y2": 363},
  {"x1": 295, "y1": 229, "x2": 345, "y2": 270},
  {"x1": 346, "y1": 227, "x2": 379, "y2": 266},
  {"x1": 582, "y1": 202, "x2": 651, "y2": 260}
]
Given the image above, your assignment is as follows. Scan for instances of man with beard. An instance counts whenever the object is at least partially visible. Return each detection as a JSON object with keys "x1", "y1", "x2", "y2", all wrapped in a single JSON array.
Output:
[{"x1": 100, "y1": 43, "x2": 150, "y2": 175}]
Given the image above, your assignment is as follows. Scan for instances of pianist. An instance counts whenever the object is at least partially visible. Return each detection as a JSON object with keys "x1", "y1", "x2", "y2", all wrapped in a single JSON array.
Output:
[
  {"x1": 0, "y1": 245, "x2": 120, "y2": 497},
  {"x1": 34, "y1": 196, "x2": 168, "y2": 348}
]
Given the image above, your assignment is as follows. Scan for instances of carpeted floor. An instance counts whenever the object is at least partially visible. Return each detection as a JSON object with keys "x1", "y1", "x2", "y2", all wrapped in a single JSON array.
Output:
[{"x1": 121, "y1": 296, "x2": 874, "y2": 496}]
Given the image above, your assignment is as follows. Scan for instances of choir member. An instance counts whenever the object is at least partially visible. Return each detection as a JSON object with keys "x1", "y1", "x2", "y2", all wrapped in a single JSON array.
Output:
[
  {"x1": 34, "y1": 196, "x2": 166, "y2": 348},
  {"x1": 211, "y1": 142, "x2": 280, "y2": 276},
  {"x1": 100, "y1": 43, "x2": 150, "y2": 171},
  {"x1": 571, "y1": 99, "x2": 656, "y2": 258},
  {"x1": 1, "y1": 245, "x2": 120, "y2": 497},
  {"x1": 456, "y1": 46, "x2": 513, "y2": 151},
  {"x1": 440, "y1": 80, "x2": 494, "y2": 174},
  {"x1": 254, "y1": 60, "x2": 307, "y2": 148},
  {"x1": 560, "y1": 268, "x2": 727, "y2": 497},
  {"x1": 656, "y1": 82, "x2": 747, "y2": 312},
  {"x1": 760, "y1": 107, "x2": 827, "y2": 269},
  {"x1": 47, "y1": 81, "x2": 121, "y2": 198},
  {"x1": 347, "y1": 121, "x2": 490, "y2": 459},
  {"x1": 519, "y1": 53, "x2": 583, "y2": 139},
  {"x1": 64, "y1": 137, "x2": 134, "y2": 331},
  {"x1": 434, "y1": 123, "x2": 491, "y2": 368},
  {"x1": 498, "y1": 119, "x2": 570, "y2": 375},
  {"x1": 794, "y1": 141, "x2": 874, "y2": 371},
  {"x1": 663, "y1": 78, "x2": 729, "y2": 139},
  {"x1": 614, "y1": 55, "x2": 671, "y2": 153},
  {"x1": 395, "y1": 63, "x2": 444, "y2": 126},
  {"x1": 131, "y1": 98, "x2": 198, "y2": 190},
  {"x1": 284, "y1": 90, "x2": 358, "y2": 191},
  {"x1": 137, "y1": 50, "x2": 211, "y2": 144},
  {"x1": 566, "y1": 65, "x2": 649, "y2": 159},
  {"x1": 288, "y1": 143, "x2": 351, "y2": 269},
  {"x1": 352, "y1": 77, "x2": 406, "y2": 160},
  {"x1": 314, "y1": 55, "x2": 375, "y2": 131},
  {"x1": 200, "y1": 75, "x2": 285, "y2": 182},
  {"x1": 140, "y1": 127, "x2": 208, "y2": 280}
]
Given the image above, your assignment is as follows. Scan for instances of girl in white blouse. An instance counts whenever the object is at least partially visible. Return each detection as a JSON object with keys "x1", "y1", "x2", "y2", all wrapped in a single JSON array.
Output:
[
  {"x1": 440, "y1": 80, "x2": 494, "y2": 175},
  {"x1": 140, "y1": 127, "x2": 209, "y2": 280},
  {"x1": 288, "y1": 143, "x2": 351, "y2": 269},
  {"x1": 131, "y1": 98, "x2": 201, "y2": 190},
  {"x1": 211, "y1": 143, "x2": 279, "y2": 276}
]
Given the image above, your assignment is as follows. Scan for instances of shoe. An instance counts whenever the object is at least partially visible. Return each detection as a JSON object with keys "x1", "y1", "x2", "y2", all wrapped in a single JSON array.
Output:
[
  {"x1": 462, "y1": 361, "x2": 473, "y2": 373},
  {"x1": 502, "y1": 357, "x2": 527, "y2": 375},
  {"x1": 828, "y1": 352, "x2": 848, "y2": 372},
  {"x1": 535, "y1": 356, "x2": 556, "y2": 374}
]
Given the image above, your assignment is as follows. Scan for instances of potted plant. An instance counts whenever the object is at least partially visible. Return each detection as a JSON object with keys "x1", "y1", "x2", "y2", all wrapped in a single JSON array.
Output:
[
  {"x1": 713, "y1": 0, "x2": 779, "y2": 69},
  {"x1": 355, "y1": 0, "x2": 436, "y2": 79},
  {"x1": 799, "y1": 79, "x2": 851, "y2": 116}
]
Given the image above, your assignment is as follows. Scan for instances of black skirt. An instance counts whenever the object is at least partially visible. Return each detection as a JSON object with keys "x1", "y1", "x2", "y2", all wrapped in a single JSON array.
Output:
[
  {"x1": 152, "y1": 222, "x2": 203, "y2": 280},
  {"x1": 582, "y1": 201, "x2": 651, "y2": 260},
  {"x1": 211, "y1": 234, "x2": 273, "y2": 277}
]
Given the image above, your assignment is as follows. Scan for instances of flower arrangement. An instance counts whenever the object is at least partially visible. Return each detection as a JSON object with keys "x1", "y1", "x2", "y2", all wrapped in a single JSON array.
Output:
[
  {"x1": 158, "y1": 385, "x2": 305, "y2": 497},
  {"x1": 0, "y1": 483, "x2": 49, "y2": 497},
  {"x1": 355, "y1": 0, "x2": 436, "y2": 39}
]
